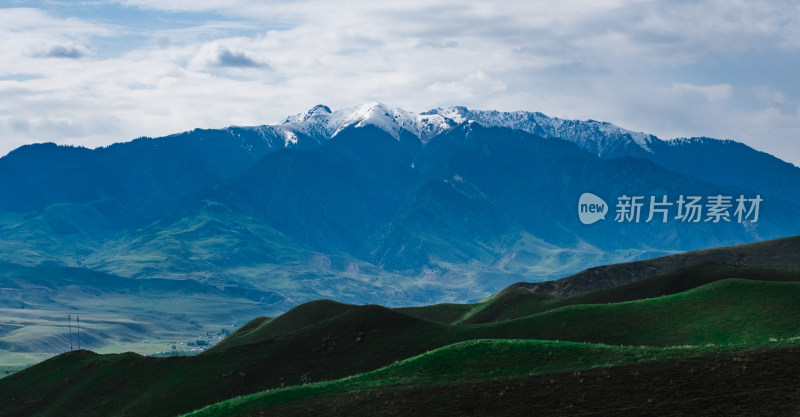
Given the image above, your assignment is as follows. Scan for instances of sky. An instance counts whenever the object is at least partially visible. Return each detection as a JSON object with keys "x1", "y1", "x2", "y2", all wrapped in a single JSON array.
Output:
[{"x1": 1, "y1": 0, "x2": 799, "y2": 165}]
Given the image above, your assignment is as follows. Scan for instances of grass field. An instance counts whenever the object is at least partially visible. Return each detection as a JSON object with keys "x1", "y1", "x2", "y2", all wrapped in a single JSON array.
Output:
[
  {"x1": 185, "y1": 344, "x2": 800, "y2": 417},
  {"x1": 2, "y1": 242, "x2": 800, "y2": 417},
  {"x1": 182, "y1": 339, "x2": 737, "y2": 417},
  {"x1": 399, "y1": 263, "x2": 800, "y2": 325},
  {"x1": 3, "y1": 276, "x2": 800, "y2": 417}
]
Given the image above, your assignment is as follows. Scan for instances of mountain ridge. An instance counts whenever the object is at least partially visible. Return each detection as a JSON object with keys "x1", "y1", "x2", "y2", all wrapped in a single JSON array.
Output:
[
  {"x1": 1, "y1": 103, "x2": 799, "y2": 356},
  {"x1": 2, "y1": 105, "x2": 798, "y2": 283}
]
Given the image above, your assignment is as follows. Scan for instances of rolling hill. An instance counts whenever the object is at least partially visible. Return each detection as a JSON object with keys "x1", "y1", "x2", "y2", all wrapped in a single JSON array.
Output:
[
  {"x1": 184, "y1": 343, "x2": 800, "y2": 417},
  {"x1": 507, "y1": 234, "x2": 800, "y2": 297},
  {"x1": 2, "y1": 238, "x2": 799, "y2": 416}
]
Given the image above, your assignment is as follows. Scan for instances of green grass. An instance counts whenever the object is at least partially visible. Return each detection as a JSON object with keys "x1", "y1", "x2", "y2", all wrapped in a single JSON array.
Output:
[
  {"x1": 4, "y1": 277, "x2": 800, "y2": 417},
  {"x1": 395, "y1": 302, "x2": 476, "y2": 324},
  {"x1": 209, "y1": 300, "x2": 353, "y2": 352},
  {"x1": 183, "y1": 273, "x2": 800, "y2": 417},
  {"x1": 399, "y1": 263, "x2": 800, "y2": 326},
  {"x1": 0, "y1": 305, "x2": 446, "y2": 417},
  {"x1": 180, "y1": 339, "x2": 735, "y2": 417},
  {"x1": 475, "y1": 279, "x2": 800, "y2": 346}
]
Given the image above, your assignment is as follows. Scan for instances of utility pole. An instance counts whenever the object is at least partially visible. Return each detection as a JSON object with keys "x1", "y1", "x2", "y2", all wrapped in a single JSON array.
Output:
[
  {"x1": 68, "y1": 314, "x2": 73, "y2": 351},
  {"x1": 77, "y1": 316, "x2": 81, "y2": 350}
]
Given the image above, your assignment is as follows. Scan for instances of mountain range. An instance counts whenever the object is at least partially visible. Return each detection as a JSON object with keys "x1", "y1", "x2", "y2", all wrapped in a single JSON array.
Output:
[{"x1": 1, "y1": 102, "x2": 799, "y2": 361}]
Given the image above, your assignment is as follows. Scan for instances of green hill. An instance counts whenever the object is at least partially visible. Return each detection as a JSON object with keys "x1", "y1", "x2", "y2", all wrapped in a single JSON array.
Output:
[
  {"x1": 3, "y1": 276, "x2": 800, "y2": 417},
  {"x1": 399, "y1": 262, "x2": 800, "y2": 325},
  {"x1": 183, "y1": 339, "x2": 725, "y2": 417},
  {"x1": 0, "y1": 306, "x2": 445, "y2": 417},
  {"x1": 509, "y1": 235, "x2": 800, "y2": 297},
  {"x1": 183, "y1": 343, "x2": 800, "y2": 417},
  {"x1": 477, "y1": 279, "x2": 800, "y2": 346},
  {"x1": 210, "y1": 300, "x2": 356, "y2": 352}
]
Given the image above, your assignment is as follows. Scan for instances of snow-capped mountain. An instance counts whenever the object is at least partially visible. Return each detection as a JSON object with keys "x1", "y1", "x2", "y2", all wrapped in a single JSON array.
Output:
[
  {"x1": 260, "y1": 102, "x2": 456, "y2": 143},
  {"x1": 228, "y1": 103, "x2": 799, "y2": 204},
  {"x1": 424, "y1": 106, "x2": 657, "y2": 157},
  {"x1": 1, "y1": 102, "x2": 799, "y2": 309},
  {"x1": 230, "y1": 103, "x2": 657, "y2": 158}
]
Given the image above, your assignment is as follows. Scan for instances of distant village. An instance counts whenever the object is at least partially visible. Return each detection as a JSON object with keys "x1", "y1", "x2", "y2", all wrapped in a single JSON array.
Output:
[{"x1": 150, "y1": 327, "x2": 234, "y2": 357}]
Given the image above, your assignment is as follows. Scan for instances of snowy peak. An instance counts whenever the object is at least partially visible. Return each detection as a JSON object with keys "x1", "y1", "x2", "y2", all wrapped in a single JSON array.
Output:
[
  {"x1": 234, "y1": 103, "x2": 659, "y2": 157},
  {"x1": 347, "y1": 102, "x2": 457, "y2": 141},
  {"x1": 304, "y1": 104, "x2": 332, "y2": 119},
  {"x1": 424, "y1": 106, "x2": 469, "y2": 123},
  {"x1": 273, "y1": 102, "x2": 455, "y2": 143},
  {"x1": 425, "y1": 106, "x2": 658, "y2": 156},
  {"x1": 345, "y1": 102, "x2": 411, "y2": 136}
]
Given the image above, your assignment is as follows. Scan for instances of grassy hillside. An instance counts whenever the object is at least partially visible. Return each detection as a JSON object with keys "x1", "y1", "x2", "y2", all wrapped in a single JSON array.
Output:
[
  {"x1": 184, "y1": 343, "x2": 800, "y2": 417},
  {"x1": 400, "y1": 262, "x2": 800, "y2": 325},
  {"x1": 395, "y1": 302, "x2": 476, "y2": 324},
  {"x1": 210, "y1": 300, "x2": 356, "y2": 352},
  {"x1": 477, "y1": 279, "x2": 800, "y2": 346},
  {"x1": 0, "y1": 306, "x2": 446, "y2": 417},
  {"x1": 511, "y1": 235, "x2": 800, "y2": 297},
  {"x1": 183, "y1": 339, "x2": 728, "y2": 417},
  {"x1": 3, "y1": 276, "x2": 800, "y2": 417}
]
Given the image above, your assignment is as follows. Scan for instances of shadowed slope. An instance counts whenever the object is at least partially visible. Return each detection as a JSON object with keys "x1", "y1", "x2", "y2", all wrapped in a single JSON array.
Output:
[
  {"x1": 209, "y1": 300, "x2": 358, "y2": 352},
  {"x1": 460, "y1": 263, "x2": 800, "y2": 324},
  {"x1": 184, "y1": 344, "x2": 800, "y2": 417},
  {"x1": 509, "y1": 235, "x2": 800, "y2": 297}
]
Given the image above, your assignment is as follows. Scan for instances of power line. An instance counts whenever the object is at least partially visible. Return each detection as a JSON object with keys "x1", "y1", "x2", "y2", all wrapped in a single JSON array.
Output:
[
  {"x1": 67, "y1": 314, "x2": 73, "y2": 352},
  {"x1": 77, "y1": 316, "x2": 81, "y2": 350}
]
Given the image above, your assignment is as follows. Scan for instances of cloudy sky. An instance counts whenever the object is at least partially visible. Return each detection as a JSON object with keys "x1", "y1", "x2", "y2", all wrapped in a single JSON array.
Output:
[{"x1": 2, "y1": 0, "x2": 799, "y2": 165}]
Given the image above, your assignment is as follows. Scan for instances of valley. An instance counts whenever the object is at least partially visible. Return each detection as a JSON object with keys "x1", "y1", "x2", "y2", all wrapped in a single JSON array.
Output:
[{"x1": 2, "y1": 236, "x2": 799, "y2": 416}]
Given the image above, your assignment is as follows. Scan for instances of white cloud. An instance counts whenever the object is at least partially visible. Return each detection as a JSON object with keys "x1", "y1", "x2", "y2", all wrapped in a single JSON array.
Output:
[
  {"x1": 427, "y1": 71, "x2": 507, "y2": 98},
  {"x1": 113, "y1": 0, "x2": 253, "y2": 13},
  {"x1": 668, "y1": 83, "x2": 734, "y2": 102},
  {"x1": 0, "y1": 1, "x2": 799, "y2": 166},
  {"x1": 754, "y1": 86, "x2": 787, "y2": 107},
  {"x1": 0, "y1": 8, "x2": 110, "y2": 66}
]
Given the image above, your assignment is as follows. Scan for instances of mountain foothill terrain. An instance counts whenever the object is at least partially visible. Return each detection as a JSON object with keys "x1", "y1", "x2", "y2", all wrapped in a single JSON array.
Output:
[
  {"x1": 1, "y1": 103, "x2": 800, "y2": 415},
  {"x1": 1, "y1": 236, "x2": 800, "y2": 416}
]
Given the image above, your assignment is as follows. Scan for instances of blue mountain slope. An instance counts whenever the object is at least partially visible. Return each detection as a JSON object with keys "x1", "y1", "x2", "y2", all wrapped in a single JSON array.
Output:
[
  {"x1": 365, "y1": 123, "x2": 799, "y2": 274},
  {"x1": 646, "y1": 138, "x2": 800, "y2": 204},
  {"x1": 426, "y1": 107, "x2": 800, "y2": 205},
  {"x1": 0, "y1": 103, "x2": 797, "y2": 307},
  {"x1": 0, "y1": 128, "x2": 284, "y2": 226}
]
